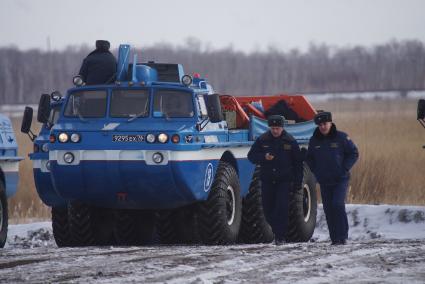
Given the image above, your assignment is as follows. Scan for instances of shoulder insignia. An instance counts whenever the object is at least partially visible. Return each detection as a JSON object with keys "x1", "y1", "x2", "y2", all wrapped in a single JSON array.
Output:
[{"x1": 347, "y1": 136, "x2": 351, "y2": 141}]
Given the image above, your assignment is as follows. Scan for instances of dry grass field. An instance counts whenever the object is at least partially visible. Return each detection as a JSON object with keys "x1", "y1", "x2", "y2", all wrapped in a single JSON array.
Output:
[{"x1": 6, "y1": 98, "x2": 425, "y2": 222}]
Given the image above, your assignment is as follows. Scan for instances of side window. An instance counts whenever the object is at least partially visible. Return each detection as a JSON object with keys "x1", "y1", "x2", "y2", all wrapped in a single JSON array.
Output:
[
  {"x1": 197, "y1": 94, "x2": 208, "y2": 118},
  {"x1": 49, "y1": 107, "x2": 60, "y2": 125}
]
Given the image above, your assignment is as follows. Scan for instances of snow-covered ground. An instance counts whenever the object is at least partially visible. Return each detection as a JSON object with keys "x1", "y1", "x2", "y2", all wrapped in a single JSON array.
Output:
[{"x1": 1, "y1": 204, "x2": 425, "y2": 283}]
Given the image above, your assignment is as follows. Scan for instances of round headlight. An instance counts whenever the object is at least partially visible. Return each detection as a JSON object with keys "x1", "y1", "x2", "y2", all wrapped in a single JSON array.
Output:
[
  {"x1": 181, "y1": 74, "x2": 193, "y2": 86},
  {"x1": 158, "y1": 133, "x2": 168, "y2": 143},
  {"x1": 41, "y1": 143, "x2": 49, "y2": 152},
  {"x1": 146, "y1": 133, "x2": 156, "y2": 143},
  {"x1": 46, "y1": 161, "x2": 51, "y2": 171},
  {"x1": 70, "y1": 133, "x2": 80, "y2": 143},
  {"x1": 73, "y1": 75, "x2": 84, "y2": 87},
  {"x1": 152, "y1": 152, "x2": 163, "y2": 164},
  {"x1": 63, "y1": 152, "x2": 75, "y2": 164},
  {"x1": 58, "y1": 133, "x2": 69, "y2": 143}
]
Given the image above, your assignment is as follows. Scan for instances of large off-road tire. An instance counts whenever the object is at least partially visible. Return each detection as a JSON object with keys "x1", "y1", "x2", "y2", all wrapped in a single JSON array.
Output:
[
  {"x1": 239, "y1": 167, "x2": 274, "y2": 244},
  {"x1": 157, "y1": 205, "x2": 199, "y2": 245},
  {"x1": 114, "y1": 209, "x2": 155, "y2": 246},
  {"x1": 0, "y1": 183, "x2": 8, "y2": 248},
  {"x1": 69, "y1": 202, "x2": 115, "y2": 246},
  {"x1": 286, "y1": 163, "x2": 317, "y2": 242},
  {"x1": 52, "y1": 206, "x2": 72, "y2": 247},
  {"x1": 198, "y1": 161, "x2": 242, "y2": 245}
]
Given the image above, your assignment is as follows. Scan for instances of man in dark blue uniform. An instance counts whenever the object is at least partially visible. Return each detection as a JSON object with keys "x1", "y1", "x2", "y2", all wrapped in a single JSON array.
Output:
[
  {"x1": 306, "y1": 112, "x2": 359, "y2": 245},
  {"x1": 248, "y1": 115, "x2": 303, "y2": 245},
  {"x1": 79, "y1": 40, "x2": 117, "y2": 85}
]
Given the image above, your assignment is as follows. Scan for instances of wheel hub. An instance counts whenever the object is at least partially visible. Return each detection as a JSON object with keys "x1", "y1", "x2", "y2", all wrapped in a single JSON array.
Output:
[
  {"x1": 303, "y1": 184, "x2": 311, "y2": 222},
  {"x1": 226, "y1": 185, "x2": 236, "y2": 225}
]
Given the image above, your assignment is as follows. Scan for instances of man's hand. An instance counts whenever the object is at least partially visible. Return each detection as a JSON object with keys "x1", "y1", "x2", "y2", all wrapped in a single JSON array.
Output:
[{"x1": 265, "y1": 153, "x2": 274, "y2": 160}]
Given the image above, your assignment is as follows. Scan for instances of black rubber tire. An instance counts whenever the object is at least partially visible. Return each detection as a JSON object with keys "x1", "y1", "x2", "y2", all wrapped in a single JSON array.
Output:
[
  {"x1": 239, "y1": 167, "x2": 274, "y2": 244},
  {"x1": 198, "y1": 161, "x2": 242, "y2": 245},
  {"x1": 157, "y1": 205, "x2": 200, "y2": 245},
  {"x1": 114, "y1": 209, "x2": 155, "y2": 246},
  {"x1": 0, "y1": 183, "x2": 8, "y2": 248},
  {"x1": 286, "y1": 163, "x2": 317, "y2": 242},
  {"x1": 69, "y1": 202, "x2": 115, "y2": 246},
  {"x1": 52, "y1": 206, "x2": 72, "y2": 247}
]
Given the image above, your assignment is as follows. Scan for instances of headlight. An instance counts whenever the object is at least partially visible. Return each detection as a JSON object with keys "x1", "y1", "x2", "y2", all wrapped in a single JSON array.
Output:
[
  {"x1": 157, "y1": 133, "x2": 168, "y2": 143},
  {"x1": 181, "y1": 74, "x2": 193, "y2": 86},
  {"x1": 70, "y1": 133, "x2": 80, "y2": 143},
  {"x1": 41, "y1": 143, "x2": 49, "y2": 152},
  {"x1": 58, "y1": 133, "x2": 69, "y2": 143},
  {"x1": 63, "y1": 152, "x2": 75, "y2": 164},
  {"x1": 46, "y1": 161, "x2": 51, "y2": 171},
  {"x1": 152, "y1": 152, "x2": 163, "y2": 164},
  {"x1": 146, "y1": 133, "x2": 156, "y2": 143},
  {"x1": 73, "y1": 75, "x2": 84, "y2": 87}
]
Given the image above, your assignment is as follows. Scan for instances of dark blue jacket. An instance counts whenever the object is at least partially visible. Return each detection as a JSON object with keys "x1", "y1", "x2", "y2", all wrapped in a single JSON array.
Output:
[
  {"x1": 248, "y1": 130, "x2": 303, "y2": 185},
  {"x1": 79, "y1": 49, "x2": 117, "y2": 85},
  {"x1": 306, "y1": 124, "x2": 359, "y2": 185}
]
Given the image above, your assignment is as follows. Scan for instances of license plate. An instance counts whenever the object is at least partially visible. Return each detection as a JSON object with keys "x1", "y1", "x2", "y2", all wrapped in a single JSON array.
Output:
[{"x1": 112, "y1": 135, "x2": 145, "y2": 142}]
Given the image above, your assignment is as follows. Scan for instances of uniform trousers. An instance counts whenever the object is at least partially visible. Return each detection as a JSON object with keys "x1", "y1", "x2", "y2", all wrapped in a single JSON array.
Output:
[
  {"x1": 320, "y1": 179, "x2": 349, "y2": 242},
  {"x1": 261, "y1": 180, "x2": 291, "y2": 241}
]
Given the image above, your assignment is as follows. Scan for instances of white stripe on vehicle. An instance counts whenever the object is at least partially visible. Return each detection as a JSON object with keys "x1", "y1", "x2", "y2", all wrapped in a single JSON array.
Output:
[{"x1": 49, "y1": 147, "x2": 250, "y2": 165}]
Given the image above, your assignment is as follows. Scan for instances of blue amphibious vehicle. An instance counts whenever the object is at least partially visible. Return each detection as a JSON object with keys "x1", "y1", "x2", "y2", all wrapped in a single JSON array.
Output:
[{"x1": 22, "y1": 44, "x2": 318, "y2": 246}]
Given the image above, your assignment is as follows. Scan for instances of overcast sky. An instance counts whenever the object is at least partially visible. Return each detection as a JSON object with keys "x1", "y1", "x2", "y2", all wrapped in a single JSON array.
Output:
[{"x1": 1, "y1": 0, "x2": 424, "y2": 53}]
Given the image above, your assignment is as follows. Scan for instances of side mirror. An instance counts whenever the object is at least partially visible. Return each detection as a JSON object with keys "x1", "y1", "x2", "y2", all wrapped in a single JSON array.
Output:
[
  {"x1": 21, "y1": 107, "x2": 36, "y2": 141},
  {"x1": 50, "y1": 90, "x2": 62, "y2": 102},
  {"x1": 37, "y1": 94, "x2": 51, "y2": 124},
  {"x1": 417, "y1": 99, "x2": 425, "y2": 121},
  {"x1": 205, "y1": 94, "x2": 224, "y2": 123}
]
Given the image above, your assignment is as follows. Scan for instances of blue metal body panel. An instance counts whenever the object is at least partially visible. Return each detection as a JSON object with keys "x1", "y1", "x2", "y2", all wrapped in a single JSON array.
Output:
[{"x1": 0, "y1": 114, "x2": 22, "y2": 198}]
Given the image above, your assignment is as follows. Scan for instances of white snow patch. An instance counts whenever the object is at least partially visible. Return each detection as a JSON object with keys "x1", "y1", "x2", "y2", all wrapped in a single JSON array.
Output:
[{"x1": 313, "y1": 204, "x2": 425, "y2": 242}]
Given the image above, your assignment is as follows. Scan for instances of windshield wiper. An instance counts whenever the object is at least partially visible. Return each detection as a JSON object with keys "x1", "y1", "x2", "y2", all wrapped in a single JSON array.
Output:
[
  {"x1": 127, "y1": 111, "x2": 147, "y2": 122},
  {"x1": 127, "y1": 102, "x2": 149, "y2": 122},
  {"x1": 77, "y1": 111, "x2": 88, "y2": 123}
]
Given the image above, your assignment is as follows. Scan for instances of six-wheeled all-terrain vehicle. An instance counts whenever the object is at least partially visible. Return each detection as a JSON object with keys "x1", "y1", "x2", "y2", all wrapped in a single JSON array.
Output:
[
  {"x1": 0, "y1": 113, "x2": 22, "y2": 248},
  {"x1": 22, "y1": 44, "x2": 318, "y2": 247}
]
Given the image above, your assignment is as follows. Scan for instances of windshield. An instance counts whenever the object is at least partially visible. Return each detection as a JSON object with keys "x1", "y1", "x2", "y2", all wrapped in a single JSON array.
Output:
[
  {"x1": 64, "y1": 90, "x2": 107, "y2": 118},
  {"x1": 153, "y1": 90, "x2": 194, "y2": 118},
  {"x1": 110, "y1": 90, "x2": 149, "y2": 118}
]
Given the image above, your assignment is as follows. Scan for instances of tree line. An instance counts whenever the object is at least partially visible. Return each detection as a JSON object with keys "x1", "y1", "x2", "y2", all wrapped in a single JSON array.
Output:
[{"x1": 0, "y1": 40, "x2": 424, "y2": 104}]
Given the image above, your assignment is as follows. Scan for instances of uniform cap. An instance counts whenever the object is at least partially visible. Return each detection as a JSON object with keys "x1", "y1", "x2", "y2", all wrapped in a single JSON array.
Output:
[
  {"x1": 314, "y1": 111, "x2": 332, "y2": 125},
  {"x1": 267, "y1": 115, "x2": 284, "y2": 127},
  {"x1": 96, "y1": 40, "x2": 110, "y2": 51}
]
